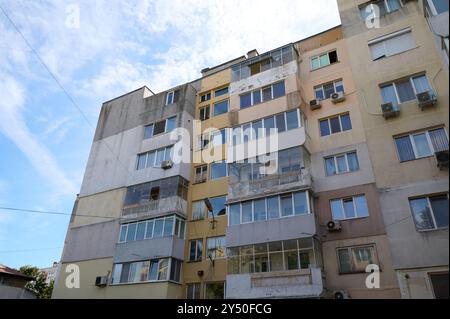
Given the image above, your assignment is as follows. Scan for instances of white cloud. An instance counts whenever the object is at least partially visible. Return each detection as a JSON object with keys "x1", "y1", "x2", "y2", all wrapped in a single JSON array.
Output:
[{"x1": 0, "y1": 74, "x2": 77, "y2": 196}]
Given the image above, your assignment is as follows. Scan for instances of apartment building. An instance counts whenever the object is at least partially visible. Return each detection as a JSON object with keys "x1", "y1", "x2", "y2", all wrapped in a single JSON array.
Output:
[
  {"x1": 52, "y1": 84, "x2": 199, "y2": 298},
  {"x1": 53, "y1": 0, "x2": 448, "y2": 300},
  {"x1": 337, "y1": 0, "x2": 449, "y2": 299}
]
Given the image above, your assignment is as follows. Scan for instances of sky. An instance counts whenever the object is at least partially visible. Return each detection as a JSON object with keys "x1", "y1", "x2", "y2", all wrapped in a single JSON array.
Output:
[{"x1": 0, "y1": 0, "x2": 341, "y2": 269}]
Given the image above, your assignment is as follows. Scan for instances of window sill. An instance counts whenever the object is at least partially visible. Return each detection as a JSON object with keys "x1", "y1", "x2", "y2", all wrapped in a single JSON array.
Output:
[
  {"x1": 110, "y1": 279, "x2": 181, "y2": 287},
  {"x1": 335, "y1": 216, "x2": 370, "y2": 222},
  {"x1": 399, "y1": 155, "x2": 435, "y2": 163},
  {"x1": 310, "y1": 61, "x2": 340, "y2": 72},
  {"x1": 187, "y1": 260, "x2": 203, "y2": 264},
  {"x1": 326, "y1": 169, "x2": 360, "y2": 177},
  {"x1": 320, "y1": 129, "x2": 352, "y2": 138},
  {"x1": 417, "y1": 226, "x2": 449, "y2": 233},
  {"x1": 239, "y1": 94, "x2": 286, "y2": 110}
]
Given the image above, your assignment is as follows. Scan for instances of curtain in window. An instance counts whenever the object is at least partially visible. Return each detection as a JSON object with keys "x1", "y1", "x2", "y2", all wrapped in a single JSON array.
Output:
[
  {"x1": 412, "y1": 75, "x2": 431, "y2": 94},
  {"x1": 429, "y1": 128, "x2": 449, "y2": 152},
  {"x1": 347, "y1": 152, "x2": 360, "y2": 171},
  {"x1": 395, "y1": 136, "x2": 416, "y2": 162},
  {"x1": 381, "y1": 84, "x2": 397, "y2": 104},
  {"x1": 325, "y1": 157, "x2": 336, "y2": 176}
]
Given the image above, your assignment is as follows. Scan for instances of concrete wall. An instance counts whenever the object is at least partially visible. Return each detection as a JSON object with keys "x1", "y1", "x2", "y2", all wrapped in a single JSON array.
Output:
[
  {"x1": 52, "y1": 258, "x2": 183, "y2": 299},
  {"x1": 62, "y1": 220, "x2": 119, "y2": 263},
  {"x1": 0, "y1": 285, "x2": 36, "y2": 299},
  {"x1": 226, "y1": 214, "x2": 316, "y2": 248},
  {"x1": 379, "y1": 179, "x2": 449, "y2": 269},
  {"x1": 113, "y1": 236, "x2": 185, "y2": 263},
  {"x1": 397, "y1": 265, "x2": 449, "y2": 299}
]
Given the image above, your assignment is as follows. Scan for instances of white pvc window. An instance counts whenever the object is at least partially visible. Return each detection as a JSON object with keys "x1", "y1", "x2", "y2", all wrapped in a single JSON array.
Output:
[
  {"x1": 380, "y1": 74, "x2": 432, "y2": 105},
  {"x1": 330, "y1": 195, "x2": 370, "y2": 221},
  {"x1": 369, "y1": 28, "x2": 416, "y2": 60}
]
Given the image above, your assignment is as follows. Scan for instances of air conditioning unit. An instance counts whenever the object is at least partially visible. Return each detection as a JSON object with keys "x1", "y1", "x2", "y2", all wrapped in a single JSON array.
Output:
[
  {"x1": 381, "y1": 102, "x2": 400, "y2": 119},
  {"x1": 334, "y1": 290, "x2": 350, "y2": 299},
  {"x1": 435, "y1": 150, "x2": 449, "y2": 170},
  {"x1": 161, "y1": 160, "x2": 173, "y2": 170},
  {"x1": 327, "y1": 220, "x2": 342, "y2": 232},
  {"x1": 309, "y1": 99, "x2": 322, "y2": 110},
  {"x1": 417, "y1": 90, "x2": 437, "y2": 110},
  {"x1": 95, "y1": 276, "x2": 108, "y2": 287},
  {"x1": 331, "y1": 91, "x2": 345, "y2": 104}
]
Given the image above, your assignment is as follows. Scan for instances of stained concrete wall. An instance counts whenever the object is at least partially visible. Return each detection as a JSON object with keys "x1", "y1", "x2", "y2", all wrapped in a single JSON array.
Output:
[
  {"x1": 113, "y1": 236, "x2": 185, "y2": 263},
  {"x1": 226, "y1": 214, "x2": 316, "y2": 248}
]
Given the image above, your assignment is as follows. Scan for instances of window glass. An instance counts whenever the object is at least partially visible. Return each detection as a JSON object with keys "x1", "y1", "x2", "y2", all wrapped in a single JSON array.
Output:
[
  {"x1": 254, "y1": 199, "x2": 267, "y2": 221},
  {"x1": 214, "y1": 100, "x2": 229, "y2": 116},
  {"x1": 146, "y1": 151, "x2": 155, "y2": 168},
  {"x1": 119, "y1": 225, "x2": 127, "y2": 242},
  {"x1": 341, "y1": 114, "x2": 352, "y2": 131},
  {"x1": 294, "y1": 192, "x2": 308, "y2": 215},
  {"x1": 336, "y1": 155, "x2": 347, "y2": 173},
  {"x1": 286, "y1": 110, "x2": 299, "y2": 130},
  {"x1": 163, "y1": 216, "x2": 174, "y2": 236},
  {"x1": 381, "y1": 84, "x2": 398, "y2": 104},
  {"x1": 410, "y1": 198, "x2": 435, "y2": 230},
  {"x1": 144, "y1": 124, "x2": 154, "y2": 139},
  {"x1": 320, "y1": 119, "x2": 330, "y2": 136},
  {"x1": 319, "y1": 53, "x2": 330, "y2": 67},
  {"x1": 331, "y1": 199, "x2": 344, "y2": 220},
  {"x1": 338, "y1": 249, "x2": 352, "y2": 273},
  {"x1": 241, "y1": 201, "x2": 253, "y2": 223},
  {"x1": 209, "y1": 196, "x2": 227, "y2": 218},
  {"x1": 158, "y1": 259, "x2": 168, "y2": 280},
  {"x1": 315, "y1": 87, "x2": 324, "y2": 101},
  {"x1": 311, "y1": 57, "x2": 320, "y2": 70},
  {"x1": 431, "y1": 0, "x2": 449, "y2": 14},
  {"x1": 272, "y1": 50, "x2": 282, "y2": 67},
  {"x1": 153, "y1": 219, "x2": 164, "y2": 237},
  {"x1": 253, "y1": 90, "x2": 262, "y2": 105},
  {"x1": 205, "y1": 283, "x2": 224, "y2": 299},
  {"x1": 126, "y1": 223, "x2": 137, "y2": 242},
  {"x1": 282, "y1": 46, "x2": 294, "y2": 64},
  {"x1": 272, "y1": 82, "x2": 286, "y2": 99},
  {"x1": 343, "y1": 198, "x2": 356, "y2": 219},
  {"x1": 329, "y1": 50, "x2": 338, "y2": 64},
  {"x1": 430, "y1": 195, "x2": 449, "y2": 228},
  {"x1": 137, "y1": 154, "x2": 147, "y2": 170},
  {"x1": 166, "y1": 117, "x2": 176, "y2": 132},
  {"x1": 240, "y1": 93, "x2": 252, "y2": 109},
  {"x1": 324, "y1": 83, "x2": 335, "y2": 99},
  {"x1": 352, "y1": 247, "x2": 374, "y2": 272},
  {"x1": 280, "y1": 195, "x2": 293, "y2": 217},
  {"x1": 413, "y1": 133, "x2": 433, "y2": 158},
  {"x1": 211, "y1": 161, "x2": 227, "y2": 180},
  {"x1": 335, "y1": 81, "x2": 344, "y2": 93},
  {"x1": 325, "y1": 157, "x2": 337, "y2": 176},
  {"x1": 146, "y1": 220, "x2": 154, "y2": 238},
  {"x1": 153, "y1": 120, "x2": 166, "y2": 135},
  {"x1": 267, "y1": 196, "x2": 280, "y2": 220},
  {"x1": 252, "y1": 120, "x2": 263, "y2": 140},
  {"x1": 387, "y1": 0, "x2": 401, "y2": 11},
  {"x1": 200, "y1": 106, "x2": 210, "y2": 121},
  {"x1": 276, "y1": 114, "x2": 286, "y2": 133},
  {"x1": 215, "y1": 87, "x2": 229, "y2": 97},
  {"x1": 136, "y1": 222, "x2": 146, "y2": 241},
  {"x1": 330, "y1": 116, "x2": 341, "y2": 134},
  {"x1": 429, "y1": 128, "x2": 449, "y2": 152},
  {"x1": 396, "y1": 79, "x2": 416, "y2": 103},
  {"x1": 347, "y1": 152, "x2": 360, "y2": 171},
  {"x1": 262, "y1": 86, "x2": 272, "y2": 102},
  {"x1": 395, "y1": 136, "x2": 416, "y2": 162},
  {"x1": 155, "y1": 149, "x2": 165, "y2": 166},
  {"x1": 148, "y1": 260, "x2": 158, "y2": 281},
  {"x1": 355, "y1": 195, "x2": 369, "y2": 218},
  {"x1": 229, "y1": 203, "x2": 241, "y2": 225}
]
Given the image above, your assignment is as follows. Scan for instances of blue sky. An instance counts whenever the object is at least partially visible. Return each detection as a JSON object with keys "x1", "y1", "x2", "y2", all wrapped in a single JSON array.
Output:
[{"x1": 0, "y1": 0, "x2": 341, "y2": 269}]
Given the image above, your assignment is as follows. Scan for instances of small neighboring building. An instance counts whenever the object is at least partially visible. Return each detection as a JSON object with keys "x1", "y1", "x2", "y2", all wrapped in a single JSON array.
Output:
[
  {"x1": 0, "y1": 264, "x2": 37, "y2": 299},
  {"x1": 40, "y1": 262, "x2": 60, "y2": 285}
]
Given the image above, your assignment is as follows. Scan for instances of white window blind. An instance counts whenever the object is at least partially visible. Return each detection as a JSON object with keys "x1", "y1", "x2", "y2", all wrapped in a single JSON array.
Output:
[{"x1": 369, "y1": 29, "x2": 416, "y2": 60}]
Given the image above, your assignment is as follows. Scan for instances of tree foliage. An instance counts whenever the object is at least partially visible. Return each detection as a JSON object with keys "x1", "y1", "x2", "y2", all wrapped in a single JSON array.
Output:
[{"x1": 19, "y1": 265, "x2": 54, "y2": 299}]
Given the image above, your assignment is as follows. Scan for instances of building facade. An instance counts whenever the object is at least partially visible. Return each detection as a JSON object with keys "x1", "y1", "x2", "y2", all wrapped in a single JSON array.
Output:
[
  {"x1": 53, "y1": 1, "x2": 448, "y2": 299},
  {"x1": 337, "y1": 0, "x2": 449, "y2": 299}
]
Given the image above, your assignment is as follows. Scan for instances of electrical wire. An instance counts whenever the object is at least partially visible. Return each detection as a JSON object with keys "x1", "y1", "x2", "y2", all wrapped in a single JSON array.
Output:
[{"x1": 0, "y1": 206, "x2": 116, "y2": 220}]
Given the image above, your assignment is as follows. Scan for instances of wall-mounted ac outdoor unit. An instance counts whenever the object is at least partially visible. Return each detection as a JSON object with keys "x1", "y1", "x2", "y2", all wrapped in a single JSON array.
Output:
[
  {"x1": 309, "y1": 99, "x2": 322, "y2": 110},
  {"x1": 161, "y1": 160, "x2": 174, "y2": 170},
  {"x1": 95, "y1": 276, "x2": 108, "y2": 287},
  {"x1": 435, "y1": 150, "x2": 449, "y2": 170},
  {"x1": 381, "y1": 102, "x2": 400, "y2": 119},
  {"x1": 417, "y1": 90, "x2": 437, "y2": 110},
  {"x1": 326, "y1": 220, "x2": 342, "y2": 232},
  {"x1": 331, "y1": 91, "x2": 345, "y2": 104}
]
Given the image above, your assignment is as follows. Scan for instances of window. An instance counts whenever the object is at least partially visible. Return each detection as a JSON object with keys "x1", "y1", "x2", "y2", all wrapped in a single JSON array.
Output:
[
  {"x1": 394, "y1": 128, "x2": 449, "y2": 162},
  {"x1": 319, "y1": 114, "x2": 352, "y2": 136},
  {"x1": 239, "y1": 81, "x2": 286, "y2": 109},
  {"x1": 136, "y1": 145, "x2": 174, "y2": 170},
  {"x1": 315, "y1": 80, "x2": 344, "y2": 101},
  {"x1": 325, "y1": 151, "x2": 360, "y2": 176},
  {"x1": 211, "y1": 129, "x2": 227, "y2": 147},
  {"x1": 311, "y1": 50, "x2": 338, "y2": 70},
  {"x1": 228, "y1": 191, "x2": 311, "y2": 226},
  {"x1": 380, "y1": 74, "x2": 432, "y2": 105},
  {"x1": 166, "y1": 90, "x2": 179, "y2": 105},
  {"x1": 227, "y1": 238, "x2": 317, "y2": 275},
  {"x1": 337, "y1": 245, "x2": 378, "y2": 274},
  {"x1": 111, "y1": 258, "x2": 179, "y2": 284},
  {"x1": 187, "y1": 283, "x2": 201, "y2": 299},
  {"x1": 192, "y1": 200, "x2": 206, "y2": 221},
  {"x1": 214, "y1": 100, "x2": 229, "y2": 116},
  {"x1": 211, "y1": 161, "x2": 227, "y2": 180},
  {"x1": 207, "y1": 236, "x2": 226, "y2": 259},
  {"x1": 215, "y1": 87, "x2": 229, "y2": 97},
  {"x1": 409, "y1": 194, "x2": 449, "y2": 231},
  {"x1": 200, "y1": 92, "x2": 211, "y2": 103},
  {"x1": 369, "y1": 28, "x2": 416, "y2": 61},
  {"x1": 359, "y1": 0, "x2": 401, "y2": 21},
  {"x1": 166, "y1": 117, "x2": 176, "y2": 132},
  {"x1": 194, "y1": 165, "x2": 208, "y2": 183},
  {"x1": 189, "y1": 239, "x2": 203, "y2": 262},
  {"x1": 232, "y1": 110, "x2": 302, "y2": 145},
  {"x1": 199, "y1": 105, "x2": 210, "y2": 121},
  {"x1": 118, "y1": 215, "x2": 185, "y2": 243},
  {"x1": 331, "y1": 195, "x2": 369, "y2": 221},
  {"x1": 205, "y1": 282, "x2": 224, "y2": 299},
  {"x1": 144, "y1": 116, "x2": 177, "y2": 139},
  {"x1": 426, "y1": 0, "x2": 449, "y2": 16},
  {"x1": 429, "y1": 272, "x2": 449, "y2": 299},
  {"x1": 208, "y1": 196, "x2": 227, "y2": 218},
  {"x1": 231, "y1": 46, "x2": 295, "y2": 81},
  {"x1": 153, "y1": 120, "x2": 166, "y2": 136}
]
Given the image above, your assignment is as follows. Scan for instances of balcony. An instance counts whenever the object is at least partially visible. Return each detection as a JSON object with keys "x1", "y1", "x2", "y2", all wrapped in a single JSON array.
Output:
[
  {"x1": 121, "y1": 196, "x2": 187, "y2": 220},
  {"x1": 226, "y1": 267, "x2": 324, "y2": 299}
]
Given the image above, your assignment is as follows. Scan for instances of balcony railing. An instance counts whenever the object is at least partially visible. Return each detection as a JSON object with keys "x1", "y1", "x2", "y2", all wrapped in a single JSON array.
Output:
[{"x1": 121, "y1": 196, "x2": 187, "y2": 219}]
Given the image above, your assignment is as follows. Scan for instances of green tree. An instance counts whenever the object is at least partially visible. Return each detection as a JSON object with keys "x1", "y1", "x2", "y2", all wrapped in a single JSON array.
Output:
[{"x1": 19, "y1": 265, "x2": 54, "y2": 299}]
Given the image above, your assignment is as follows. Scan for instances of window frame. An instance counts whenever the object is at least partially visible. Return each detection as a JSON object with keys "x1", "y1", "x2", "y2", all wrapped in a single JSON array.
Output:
[
  {"x1": 368, "y1": 28, "x2": 415, "y2": 61},
  {"x1": 213, "y1": 99, "x2": 229, "y2": 117},
  {"x1": 136, "y1": 145, "x2": 174, "y2": 170},
  {"x1": 189, "y1": 239, "x2": 203, "y2": 262},
  {"x1": 199, "y1": 105, "x2": 210, "y2": 121},
  {"x1": 380, "y1": 74, "x2": 432, "y2": 105},
  {"x1": 166, "y1": 91, "x2": 175, "y2": 105},
  {"x1": 394, "y1": 127, "x2": 449, "y2": 163},
  {"x1": 324, "y1": 151, "x2": 360, "y2": 176},
  {"x1": 314, "y1": 79, "x2": 344, "y2": 101},
  {"x1": 210, "y1": 161, "x2": 228, "y2": 180},
  {"x1": 336, "y1": 244, "x2": 378, "y2": 275},
  {"x1": 215, "y1": 87, "x2": 229, "y2": 98},
  {"x1": 319, "y1": 113, "x2": 352, "y2": 137},
  {"x1": 118, "y1": 215, "x2": 184, "y2": 243},
  {"x1": 200, "y1": 92, "x2": 212, "y2": 103},
  {"x1": 206, "y1": 236, "x2": 226, "y2": 260},
  {"x1": 194, "y1": 165, "x2": 208, "y2": 184},
  {"x1": 144, "y1": 116, "x2": 177, "y2": 139},
  {"x1": 409, "y1": 193, "x2": 449, "y2": 232},
  {"x1": 310, "y1": 50, "x2": 338, "y2": 71},
  {"x1": 239, "y1": 81, "x2": 286, "y2": 109},
  {"x1": 359, "y1": 0, "x2": 402, "y2": 21}
]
